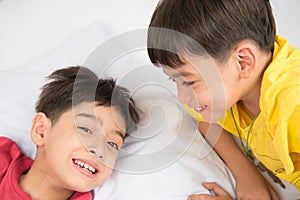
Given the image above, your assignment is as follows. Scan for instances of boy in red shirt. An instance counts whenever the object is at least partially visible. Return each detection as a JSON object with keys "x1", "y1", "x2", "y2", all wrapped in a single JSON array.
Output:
[{"x1": 0, "y1": 66, "x2": 140, "y2": 199}]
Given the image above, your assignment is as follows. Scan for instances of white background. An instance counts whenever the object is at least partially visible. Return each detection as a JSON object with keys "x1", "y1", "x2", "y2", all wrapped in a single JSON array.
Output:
[{"x1": 0, "y1": 0, "x2": 299, "y2": 69}]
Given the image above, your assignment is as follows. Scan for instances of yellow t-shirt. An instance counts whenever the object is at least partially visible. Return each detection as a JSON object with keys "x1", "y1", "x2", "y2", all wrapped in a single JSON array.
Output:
[{"x1": 184, "y1": 35, "x2": 300, "y2": 190}]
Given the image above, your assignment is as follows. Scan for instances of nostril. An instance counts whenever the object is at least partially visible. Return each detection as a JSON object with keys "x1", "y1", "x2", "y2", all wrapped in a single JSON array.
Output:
[
  {"x1": 89, "y1": 149, "x2": 103, "y2": 159},
  {"x1": 89, "y1": 150, "x2": 96, "y2": 154}
]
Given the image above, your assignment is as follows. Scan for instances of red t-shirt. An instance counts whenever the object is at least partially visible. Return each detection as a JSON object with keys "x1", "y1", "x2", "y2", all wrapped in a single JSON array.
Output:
[{"x1": 0, "y1": 137, "x2": 93, "y2": 199}]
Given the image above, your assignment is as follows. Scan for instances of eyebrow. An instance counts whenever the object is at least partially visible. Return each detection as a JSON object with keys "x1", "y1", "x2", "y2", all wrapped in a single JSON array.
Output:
[
  {"x1": 113, "y1": 130, "x2": 126, "y2": 140},
  {"x1": 75, "y1": 113, "x2": 98, "y2": 121},
  {"x1": 172, "y1": 72, "x2": 194, "y2": 78},
  {"x1": 75, "y1": 113, "x2": 126, "y2": 141}
]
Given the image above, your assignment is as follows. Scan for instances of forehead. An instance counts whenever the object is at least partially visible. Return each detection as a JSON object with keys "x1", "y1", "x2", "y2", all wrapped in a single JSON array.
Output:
[
  {"x1": 162, "y1": 55, "x2": 222, "y2": 79},
  {"x1": 162, "y1": 63, "x2": 200, "y2": 79},
  {"x1": 73, "y1": 102, "x2": 126, "y2": 133}
]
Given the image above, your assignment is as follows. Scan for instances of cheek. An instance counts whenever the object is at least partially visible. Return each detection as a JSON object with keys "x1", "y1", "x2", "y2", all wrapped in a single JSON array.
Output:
[
  {"x1": 192, "y1": 84, "x2": 210, "y2": 101},
  {"x1": 176, "y1": 83, "x2": 182, "y2": 91},
  {"x1": 96, "y1": 167, "x2": 113, "y2": 186},
  {"x1": 176, "y1": 84, "x2": 194, "y2": 96},
  {"x1": 213, "y1": 81, "x2": 232, "y2": 110},
  {"x1": 47, "y1": 130, "x2": 81, "y2": 154}
]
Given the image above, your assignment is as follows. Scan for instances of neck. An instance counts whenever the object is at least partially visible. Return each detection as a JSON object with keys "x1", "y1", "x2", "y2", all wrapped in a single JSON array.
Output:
[
  {"x1": 19, "y1": 161, "x2": 74, "y2": 200},
  {"x1": 240, "y1": 50, "x2": 272, "y2": 118}
]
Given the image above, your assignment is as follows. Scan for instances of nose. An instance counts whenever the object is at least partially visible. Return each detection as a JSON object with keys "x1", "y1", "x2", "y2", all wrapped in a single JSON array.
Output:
[
  {"x1": 88, "y1": 148, "x2": 104, "y2": 159},
  {"x1": 87, "y1": 139, "x2": 118, "y2": 167},
  {"x1": 177, "y1": 86, "x2": 190, "y2": 104},
  {"x1": 87, "y1": 135, "x2": 106, "y2": 159}
]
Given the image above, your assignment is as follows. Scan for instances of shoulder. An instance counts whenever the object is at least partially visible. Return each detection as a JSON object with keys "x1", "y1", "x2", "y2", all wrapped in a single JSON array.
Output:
[
  {"x1": 0, "y1": 136, "x2": 24, "y2": 165},
  {"x1": 262, "y1": 35, "x2": 300, "y2": 89},
  {"x1": 261, "y1": 37, "x2": 300, "y2": 119},
  {"x1": 0, "y1": 136, "x2": 27, "y2": 182},
  {"x1": 0, "y1": 136, "x2": 19, "y2": 150}
]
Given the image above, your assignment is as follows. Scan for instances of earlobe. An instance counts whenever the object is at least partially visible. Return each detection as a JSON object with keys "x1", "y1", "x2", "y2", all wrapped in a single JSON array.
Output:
[{"x1": 30, "y1": 112, "x2": 50, "y2": 146}]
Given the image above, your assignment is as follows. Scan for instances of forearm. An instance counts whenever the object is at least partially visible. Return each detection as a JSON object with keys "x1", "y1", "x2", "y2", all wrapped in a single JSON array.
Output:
[{"x1": 198, "y1": 122, "x2": 258, "y2": 180}]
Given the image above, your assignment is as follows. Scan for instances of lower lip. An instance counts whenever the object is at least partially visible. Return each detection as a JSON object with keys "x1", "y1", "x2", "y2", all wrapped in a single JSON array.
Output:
[{"x1": 73, "y1": 162, "x2": 98, "y2": 178}]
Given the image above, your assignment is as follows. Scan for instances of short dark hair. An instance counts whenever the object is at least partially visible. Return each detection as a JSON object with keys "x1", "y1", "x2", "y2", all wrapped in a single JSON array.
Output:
[
  {"x1": 35, "y1": 66, "x2": 140, "y2": 134},
  {"x1": 147, "y1": 0, "x2": 276, "y2": 67}
]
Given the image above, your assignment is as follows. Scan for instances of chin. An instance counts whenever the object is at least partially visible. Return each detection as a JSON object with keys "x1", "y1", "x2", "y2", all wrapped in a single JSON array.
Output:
[
  {"x1": 70, "y1": 183, "x2": 98, "y2": 193},
  {"x1": 202, "y1": 112, "x2": 224, "y2": 124},
  {"x1": 64, "y1": 177, "x2": 101, "y2": 193}
]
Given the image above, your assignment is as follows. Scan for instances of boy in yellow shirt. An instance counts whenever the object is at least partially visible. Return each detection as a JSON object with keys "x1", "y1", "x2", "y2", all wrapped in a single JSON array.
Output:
[{"x1": 147, "y1": 0, "x2": 300, "y2": 199}]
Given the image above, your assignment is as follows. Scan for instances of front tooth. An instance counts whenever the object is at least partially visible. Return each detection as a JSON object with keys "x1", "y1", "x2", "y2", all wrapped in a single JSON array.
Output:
[
  {"x1": 89, "y1": 166, "x2": 95, "y2": 172},
  {"x1": 84, "y1": 163, "x2": 89, "y2": 169},
  {"x1": 74, "y1": 160, "x2": 96, "y2": 173}
]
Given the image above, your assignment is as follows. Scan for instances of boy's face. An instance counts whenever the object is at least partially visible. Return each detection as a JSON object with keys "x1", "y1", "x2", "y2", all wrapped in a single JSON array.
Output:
[
  {"x1": 163, "y1": 55, "x2": 240, "y2": 122},
  {"x1": 34, "y1": 102, "x2": 126, "y2": 192}
]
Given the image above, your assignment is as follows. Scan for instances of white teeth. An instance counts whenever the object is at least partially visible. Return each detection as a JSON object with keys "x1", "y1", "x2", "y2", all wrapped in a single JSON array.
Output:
[
  {"x1": 195, "y1": 105, "x2": 207, "y2": 112},
  {"x1": 74, "y1": 159, "x2": 96, "y2": 174},
  {"x1": 89, "y1": 166, "x2": 96, "y2": 173}
]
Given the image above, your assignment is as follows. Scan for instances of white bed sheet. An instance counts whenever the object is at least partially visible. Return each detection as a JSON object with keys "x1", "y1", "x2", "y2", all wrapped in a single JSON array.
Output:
[{"x1": 0, "y1": 0, "x2": 299, "y2": 199}]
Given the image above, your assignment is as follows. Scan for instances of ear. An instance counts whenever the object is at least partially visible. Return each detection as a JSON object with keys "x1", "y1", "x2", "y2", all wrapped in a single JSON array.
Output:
[
  {"x1": 234, "y1": 42, "x2": 256, "y2": 79},
  {"x1": 30, "y1": 112, "x2": 50, "y2": 146}
]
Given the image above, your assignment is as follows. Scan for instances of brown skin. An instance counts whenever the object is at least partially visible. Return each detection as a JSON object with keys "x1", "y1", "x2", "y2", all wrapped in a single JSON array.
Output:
[
  {"x1": 19, "y1": 103, "x2": 126, "y2": 200},
  {"x1": 163, "y1": 41, "x2": 279, "y2": 200}
]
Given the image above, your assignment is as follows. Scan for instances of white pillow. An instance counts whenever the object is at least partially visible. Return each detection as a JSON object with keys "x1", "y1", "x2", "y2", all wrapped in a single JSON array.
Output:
[
  {"x1": 0, "y1": 22, "x2": 236, "y2": 199},
  {"x1": 82, "y1": 34, "x2": 236, "y2": 199}
]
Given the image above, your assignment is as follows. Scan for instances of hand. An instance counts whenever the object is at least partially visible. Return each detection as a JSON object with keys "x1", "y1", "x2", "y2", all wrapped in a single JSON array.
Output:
[
  {"x1": 234, "y1": 165, "x2": 280, "y2": 200},
  {"x1": 188, "y1": 182, "x2": 233, "y2": 200}
]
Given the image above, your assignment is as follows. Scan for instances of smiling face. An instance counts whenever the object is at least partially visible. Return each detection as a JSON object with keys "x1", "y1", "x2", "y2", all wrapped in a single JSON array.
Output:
[
  {"x1": 163, "y1": 55, "x2": 241, "y2": 122},
  {"x1": 30, "y1": 102, "x2": 126, "y2": 194}
]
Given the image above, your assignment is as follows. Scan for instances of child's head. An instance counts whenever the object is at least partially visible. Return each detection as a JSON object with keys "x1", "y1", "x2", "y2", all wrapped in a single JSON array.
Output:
[
  {"x1": 36, "y1": 66, "x2": 139, "y2": 133},
  {"x1": 30, "y1": 66, "x2": 140, "y2": 193},
  {"x1": 147, "y1": 0, "x2": 276, "y2": 122},
  {"x1": 148, "y1": 0, "x2": 276, "y2": 66}
]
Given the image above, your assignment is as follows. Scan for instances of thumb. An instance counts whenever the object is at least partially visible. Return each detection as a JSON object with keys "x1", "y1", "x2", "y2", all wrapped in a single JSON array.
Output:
[{"x1": 202, "y1": 182, "x2": 230, "y2": 196}]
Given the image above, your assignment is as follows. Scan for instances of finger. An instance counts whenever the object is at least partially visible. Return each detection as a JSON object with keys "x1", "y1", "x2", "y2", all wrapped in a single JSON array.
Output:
[{"x1": 202, "y1": 182, "x2": 230, "y2": 196}]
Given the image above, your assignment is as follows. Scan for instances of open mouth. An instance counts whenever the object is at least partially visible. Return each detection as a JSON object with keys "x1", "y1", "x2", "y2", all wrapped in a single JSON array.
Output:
[
  {"x1": 194, "y1": 105, "x2": 207, "y2": 113},
  {"x1": 72, "y1": 159, "x2": 98, "y2": 175}
]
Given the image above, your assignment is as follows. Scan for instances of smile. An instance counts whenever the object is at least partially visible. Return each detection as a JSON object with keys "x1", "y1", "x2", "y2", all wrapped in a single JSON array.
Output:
[
  {"x1": 73, "y1": 159, "x2": 98, "y2": 175},
  {"x1": 194, "y1": 105, "x2": 207, "y2": 113}
]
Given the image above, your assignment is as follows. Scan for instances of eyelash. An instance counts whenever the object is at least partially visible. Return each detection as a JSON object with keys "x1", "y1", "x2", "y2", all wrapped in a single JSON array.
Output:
[
  {"x1": 78, "y1": 127, "x2": 93, "y2": 135},
  {"x1": 168, "y1": 77, "x2": 195, "y2": 87},
  {"x1": 107, "y1": 141, "x2": 119, "y2": 150},
  {"x1": 182, "y1": 81, "x2": 195, "y2": 86},
  {"x1": 168, "y1": 77, "x2": 175, "y2": 82}
]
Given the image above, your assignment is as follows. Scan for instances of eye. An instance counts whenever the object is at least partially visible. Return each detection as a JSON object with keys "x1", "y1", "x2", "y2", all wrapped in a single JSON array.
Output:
[
  {"x1": 107, "y1": 141, "x2": 119, "y2": 150},
  {"x1": 78, "y1": 127, "x2": 93, "y2": 135},
  {"x1": 182, "y1": 81, "x2": 195, "y2": 86},
  {"x1": 168, "y1": 77, "x2": 176, "y2": 82}
]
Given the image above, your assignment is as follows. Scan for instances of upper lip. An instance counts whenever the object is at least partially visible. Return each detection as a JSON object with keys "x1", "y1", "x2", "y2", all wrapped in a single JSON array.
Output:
[
  {"x1": 189, "y1": 104, "x2": 206, "y2": 109},
  {"x1": 195, "y1": 105, "x2": 207, "y2": 109}
]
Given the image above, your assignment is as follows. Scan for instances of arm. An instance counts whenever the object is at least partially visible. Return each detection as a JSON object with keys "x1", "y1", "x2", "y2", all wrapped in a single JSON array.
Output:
[{"x1": 196, "y1": 121, "x2": 279, "y2": 200}]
